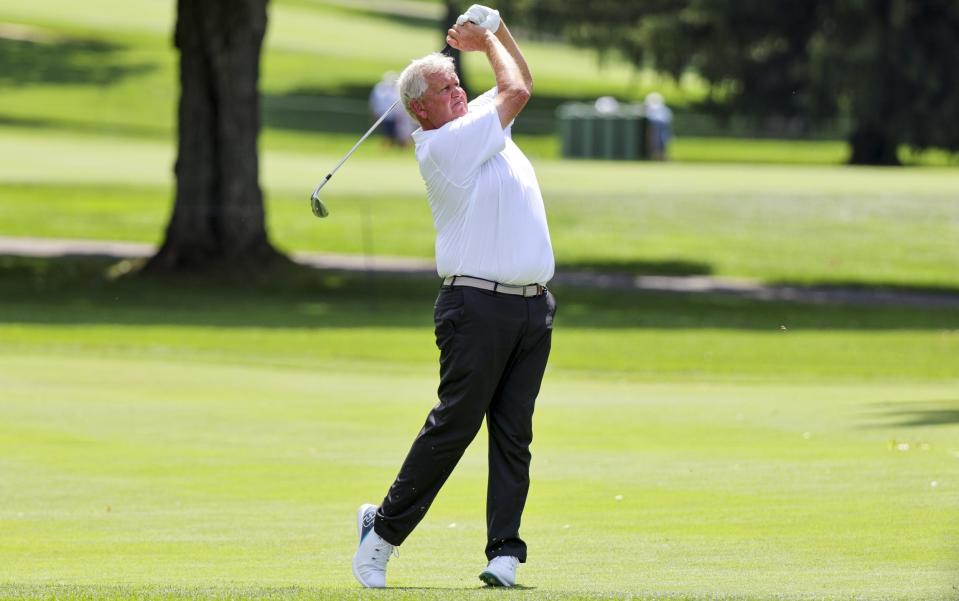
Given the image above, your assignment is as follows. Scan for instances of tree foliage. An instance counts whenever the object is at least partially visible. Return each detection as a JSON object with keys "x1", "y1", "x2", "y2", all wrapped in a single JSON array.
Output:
[{"x1": 507, "y1": 0, "x2": 959, "y2": 165}]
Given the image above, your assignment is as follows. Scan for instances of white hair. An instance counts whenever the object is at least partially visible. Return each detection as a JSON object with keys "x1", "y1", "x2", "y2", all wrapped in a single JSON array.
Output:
[{"x1": 397, "y1": 53, "x2": 456, "y2": 120}]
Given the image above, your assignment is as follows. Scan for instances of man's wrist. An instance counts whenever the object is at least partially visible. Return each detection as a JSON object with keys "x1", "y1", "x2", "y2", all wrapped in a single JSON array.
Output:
[{"x1": 481, "y1": 29, "x2": 500, "y2": 52}]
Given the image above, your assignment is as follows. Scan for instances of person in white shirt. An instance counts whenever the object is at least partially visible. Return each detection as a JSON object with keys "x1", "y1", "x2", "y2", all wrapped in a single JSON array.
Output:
[
  {"x1": 351, "y1": 4, "x2": 556, "y2": 590},
  {"x1": 369, "y1": 71, "x2": 416, "y2": 148},
  {"x1": 369, "y1": 72, "x2": 401, "y2": 146},
  {"x1": 644, "y1": 92, "x2": 673, "y2": 160}
]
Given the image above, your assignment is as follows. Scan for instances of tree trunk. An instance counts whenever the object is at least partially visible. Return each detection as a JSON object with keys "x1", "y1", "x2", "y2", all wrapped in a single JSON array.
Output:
[
  {"x1": 847, "y1": 0, "x2": 901, "y2": 167},
  {"x1": 848, "y1": 127, "x2": 900, "y2": 166},
  {"x1": 145, "y1": 0, "x2": 284, "y2": 273},
  {"x1": 443, "y1": 1, "x2": 470, "y2": 97}
]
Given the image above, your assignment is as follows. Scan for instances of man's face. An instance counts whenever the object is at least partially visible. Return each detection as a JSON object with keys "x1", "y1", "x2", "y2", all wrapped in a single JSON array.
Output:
[{"x1": 412, "y1": 71, "x2": 467, "y2": 130}]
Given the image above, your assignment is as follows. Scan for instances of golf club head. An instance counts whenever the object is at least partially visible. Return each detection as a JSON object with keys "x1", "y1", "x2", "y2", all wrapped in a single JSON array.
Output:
[{"x1": 310, "y1": 192, "x2": 329, "y2": 218}]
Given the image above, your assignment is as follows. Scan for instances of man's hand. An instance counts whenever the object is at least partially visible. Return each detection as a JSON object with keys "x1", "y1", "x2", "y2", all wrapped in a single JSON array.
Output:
[
  {"x1": 446, "y1": 22, "x2": 493, "y2": 53},
  {"x1": 455, "y1": 4, "x2": 501, "y2": 33}
]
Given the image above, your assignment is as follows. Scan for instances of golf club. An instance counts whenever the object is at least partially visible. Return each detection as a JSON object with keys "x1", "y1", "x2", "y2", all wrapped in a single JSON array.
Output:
[{"x1": 310, "y1": 44, "x2": 452, "y2": 218}]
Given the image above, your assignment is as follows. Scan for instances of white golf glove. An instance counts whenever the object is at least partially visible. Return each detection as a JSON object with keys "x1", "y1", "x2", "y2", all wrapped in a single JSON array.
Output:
[{"x1": 456, "y1": 4, "x2": 501, "y2": 33}]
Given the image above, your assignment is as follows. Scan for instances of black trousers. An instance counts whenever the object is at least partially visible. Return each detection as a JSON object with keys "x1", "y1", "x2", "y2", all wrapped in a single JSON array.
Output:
[{"x1": 374, "y1": 285, "x2": 556, "y2": 562}]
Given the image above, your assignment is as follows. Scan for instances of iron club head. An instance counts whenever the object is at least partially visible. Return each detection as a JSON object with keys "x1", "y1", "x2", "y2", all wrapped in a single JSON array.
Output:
[
  {"x1": 311, "y1": 192, "x2": 329, "y2": 218},
  {"x1": 310, "y1": 176, "x2": 331, "y2": 218}
]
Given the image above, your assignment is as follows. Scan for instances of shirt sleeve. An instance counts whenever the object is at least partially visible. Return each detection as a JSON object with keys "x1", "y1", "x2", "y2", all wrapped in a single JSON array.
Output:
[
  {"x1": 468, "y1": 86, "x2": 499, "y2": 111},
  {"x1": 425, "y1": 101, "x2": 506, "y2": 187},
  {"x1": 469, "y1": 86, "x2": 514, "y2": 137}
]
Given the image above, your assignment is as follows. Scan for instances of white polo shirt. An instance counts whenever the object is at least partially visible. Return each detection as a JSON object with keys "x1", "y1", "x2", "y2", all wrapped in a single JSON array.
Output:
[{"x1": 411, "y1": 88, "x2": 555, "y2": 286}]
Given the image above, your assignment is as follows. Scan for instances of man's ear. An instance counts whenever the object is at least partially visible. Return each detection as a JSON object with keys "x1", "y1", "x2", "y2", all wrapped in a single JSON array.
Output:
[{"x1": 410, "y1": 99, "x2": 427, "y2": 121}]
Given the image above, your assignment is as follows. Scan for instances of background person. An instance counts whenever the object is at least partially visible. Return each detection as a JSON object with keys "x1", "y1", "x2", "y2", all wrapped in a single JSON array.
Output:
[
  {"x1": 644, "y1": 91, "x2": 673, "y2": 160},
  {"x1": 351, "y1": 4, "x2": 556, "y2": 590},
  {"x1": 369, "y1": 71, "x2": 402, "y2": 147}
]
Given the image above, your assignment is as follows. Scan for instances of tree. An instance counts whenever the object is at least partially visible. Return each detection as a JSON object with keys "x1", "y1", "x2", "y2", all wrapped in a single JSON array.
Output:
[
  {"x1": 146, "y1": 0, "x2": 283, "y2": 273},
  {"x1": 443, "y1": 0, "x2": 471, "y2": 96},
  {"x1": 507, "y1": 0, "x2": 959, "y2": 165}
]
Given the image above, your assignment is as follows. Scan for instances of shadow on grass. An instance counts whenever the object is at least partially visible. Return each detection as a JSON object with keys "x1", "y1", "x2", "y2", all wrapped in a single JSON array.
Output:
[
  {"x1": 0, "y1": 256, "x2": 957, "y2": 332},
  {"x1": 390, "y1": 586, "x2": 537, "y2": 590},
  {"x1": 0, "y1": 114, "x2": 168, "y2": 139},
  {"x1": 0, "y1": 33, "x2": 154, "y2": 87},
  {"x1": 766, "y1": 279, "x2": 959, "y2": 304},
  {"x1": 563, "y1": 259, "x2": 712, "y2": 276},
  {"x1": 864, "y1": 403, "x2": 959, "y2": 428}
]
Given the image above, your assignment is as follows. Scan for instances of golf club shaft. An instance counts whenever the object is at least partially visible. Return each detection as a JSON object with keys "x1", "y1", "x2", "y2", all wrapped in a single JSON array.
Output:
[
  {"x1": 311, "y1": 98, "x2": 400, "y2": 199},
  {"x1": 310, "y1": 43, "x2": 453, "y2": 203}
]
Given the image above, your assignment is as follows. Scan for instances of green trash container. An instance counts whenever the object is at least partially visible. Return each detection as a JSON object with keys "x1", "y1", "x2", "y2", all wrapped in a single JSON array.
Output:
[{"x1": 557, "y1": 101, "x2": 648, "y2": 160}]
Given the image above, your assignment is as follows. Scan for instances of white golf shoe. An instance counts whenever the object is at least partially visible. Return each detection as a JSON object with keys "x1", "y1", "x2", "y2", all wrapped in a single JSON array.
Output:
[
  {"x1": 352, "y1": 503, "x2": 395, "y2": 588},
  {"x1": 479, "y1": 555, "x2": 520, "y2": 587}
]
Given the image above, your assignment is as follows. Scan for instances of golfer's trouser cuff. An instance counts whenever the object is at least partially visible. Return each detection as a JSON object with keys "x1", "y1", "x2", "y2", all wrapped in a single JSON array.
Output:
[{"x1": 375, "y1": 287, "x2": 555, "y2": 558}]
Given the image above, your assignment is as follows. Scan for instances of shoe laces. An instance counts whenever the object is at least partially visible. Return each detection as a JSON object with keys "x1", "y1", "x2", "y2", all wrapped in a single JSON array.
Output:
[{"x1": 369, "y1": 541, "x2": 399, "y2": 565}]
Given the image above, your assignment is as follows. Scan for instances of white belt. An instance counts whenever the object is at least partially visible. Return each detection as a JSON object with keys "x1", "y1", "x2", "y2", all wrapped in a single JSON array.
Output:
[{"x1": 442, "y1": 275, "x2": 546, "y2": 298}]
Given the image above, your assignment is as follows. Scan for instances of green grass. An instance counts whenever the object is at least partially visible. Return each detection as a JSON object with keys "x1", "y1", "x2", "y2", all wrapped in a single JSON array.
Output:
[
  {"x1": 2, "y1": 0, "x2": 957, "y2": 290},
  {"x1": 670, "y1": 137, "x2": 959, "y2": 166},
  {"x1": 2, "y1": 139, "x2": 959, "y2": 289},
  {"x1": 1, "y1": 257, "x2": 958, "y2": 601},
  {"x1": 1, "y1": 256, "x2": 957, "y2": 381},
  {"x1": 2, "y1": 3, "x2": 959, "y2": 600}
]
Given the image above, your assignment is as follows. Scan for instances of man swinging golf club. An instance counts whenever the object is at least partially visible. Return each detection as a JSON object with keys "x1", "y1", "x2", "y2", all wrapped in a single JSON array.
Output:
[{"x1": 352, "y1": 4, "x2": 556, "y2": 589}]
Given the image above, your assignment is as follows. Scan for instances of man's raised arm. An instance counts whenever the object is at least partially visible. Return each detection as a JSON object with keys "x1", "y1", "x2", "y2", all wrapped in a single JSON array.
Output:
[
  {"x1": 493, "y1": 23, "x2": 532, "y2": 92},
  {"x1": 447, "y1": 8, "x2": 532, "y2": 128}
]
